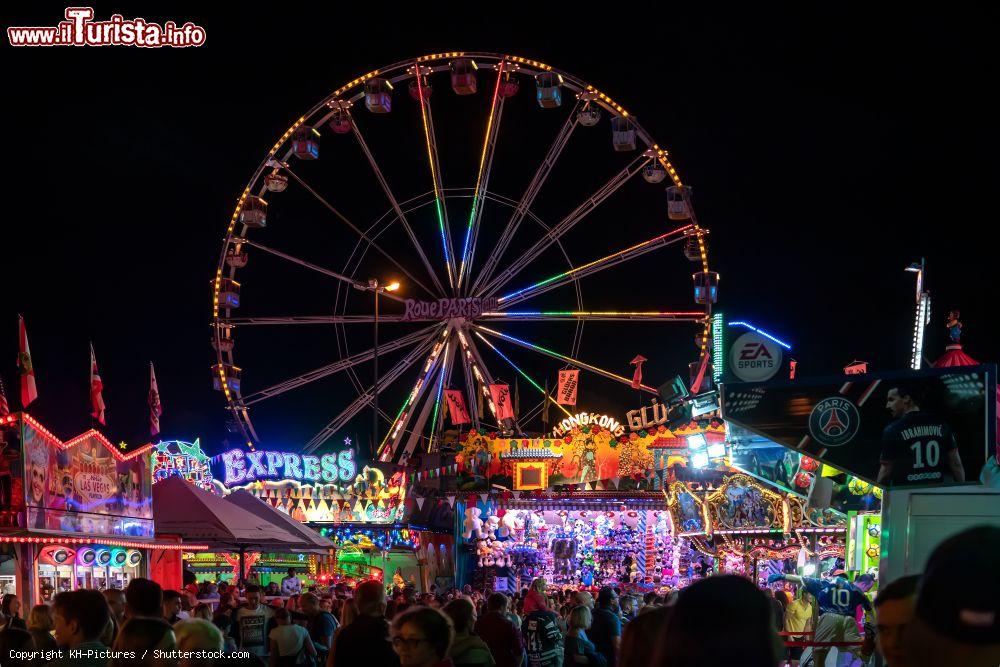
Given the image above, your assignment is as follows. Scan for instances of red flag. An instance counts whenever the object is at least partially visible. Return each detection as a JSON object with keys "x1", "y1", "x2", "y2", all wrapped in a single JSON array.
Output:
[
  {"x1": 149, "y1": 362, "x2": 163, "y2": 436},
  {"x1": 18, "y1": 316, "x2": 37, "y2": 408},
  {"x1": 630, "y1": 355, "x2": 647, "y2": 390},
  {"x1": 90, "y1": 343, "x2": 106, "y2": 425},
  {"x1": 557, "y1": 369, "x2": 579, "y2": 405},
  {"x1": 443, "y1": 389, "x2": 471, "y2": 425},
  {"x1": 489, "y1": 384, "x2": 514, "y2": 420},
  {"x1": 0, "y1": 375, "x2": 10, "y2": 417}
]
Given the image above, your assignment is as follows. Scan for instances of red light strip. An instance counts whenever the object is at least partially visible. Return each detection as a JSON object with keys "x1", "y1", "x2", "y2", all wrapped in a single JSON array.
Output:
[
  {"x1": 0, "y1": 535, "x2": 208, "y2": 551},
  {"x1": 17, "y1": 413, "x2": 155, "y2": 463}
]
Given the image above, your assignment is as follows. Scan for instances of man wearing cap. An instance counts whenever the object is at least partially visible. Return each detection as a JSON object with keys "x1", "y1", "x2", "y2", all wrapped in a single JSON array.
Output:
[
  {"x1": 769, "y1": 570, "x2": 874, "y2": 667},
  {"x1": 904, "y1": 526, "x2": 1000, "y2": 667}
]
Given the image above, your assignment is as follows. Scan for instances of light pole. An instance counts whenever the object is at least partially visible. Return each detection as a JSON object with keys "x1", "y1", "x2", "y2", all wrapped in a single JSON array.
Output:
[
  {"x1": 368, "y1": 278, "x2": 400, "y2": 459},
  {"x1": 905, "y1": 259, "x2": 930, "y2": 370}
]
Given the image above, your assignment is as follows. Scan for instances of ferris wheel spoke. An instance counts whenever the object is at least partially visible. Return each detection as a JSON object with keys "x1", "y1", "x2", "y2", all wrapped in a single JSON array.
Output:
[
  {"x1": 378, "y1": 323, "x2": 455, "y2": 462},
  {"x1": 281, "y1": 164, "x2": 438, "y2": 298},
  {"x1": 241, "y1": 324, "x2": 440, "y2": 406},
  {"x1": 418, "y1": 341, "x2": 456, "y2": 455},
  {"x1": 414, "y1": 69, "x2": 459, "y2": 293},
  {"x1": 471, "y1": 100, "x2": 582, "y2": 294},
  {"x1": 479, "y1": 311, "x2": 705, "y2": 322},
  {"x1": 473, "y1": 324, "x2": 659, "y2": 394},
  {"x1": 457, "y1": 61, "x2": 508, "y2": 290},
  {"x1": 224, "y1": 315, "x2": 411, "y2": 325},
  {"x1": 480, "y1": 154, "x2": 653, "y2": 298},
  {"x1": 348, "y1": 112, "x2": 447, "y2": 297},
  {"x1": 494, "y1": 224, "x2": 694, "y2": 308},
  {"x1": 236, "y1": 237, "x2": 405, "y2": 303},
  {"x1": 459, "y1": 345, "x2": 481, "y2": 431},
  {"x1": 470, "y1": 330, "x2": 573, "y2": 423},
  {"x1": 301, "y1": 329, "x2": 440, "y2": 453},
  {"x1": 455, "y1": 327, "x2": 502, "y2": 428}
]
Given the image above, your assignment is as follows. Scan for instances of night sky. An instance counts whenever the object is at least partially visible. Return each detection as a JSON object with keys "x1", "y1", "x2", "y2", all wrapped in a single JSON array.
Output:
[{"x1": 3, "y1": 6, "x2": 995, "y2": 456}]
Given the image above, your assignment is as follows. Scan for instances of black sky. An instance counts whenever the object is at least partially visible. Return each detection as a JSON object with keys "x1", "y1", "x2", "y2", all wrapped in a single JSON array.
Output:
[{"x1": 2, "y1": 5, "x2": 996, "y2": 454}]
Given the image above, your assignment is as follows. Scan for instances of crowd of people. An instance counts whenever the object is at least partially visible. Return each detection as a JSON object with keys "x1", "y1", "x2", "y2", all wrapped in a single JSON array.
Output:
[{"x1": 0, "y1": 526, "x2": 997, "y2": 666}]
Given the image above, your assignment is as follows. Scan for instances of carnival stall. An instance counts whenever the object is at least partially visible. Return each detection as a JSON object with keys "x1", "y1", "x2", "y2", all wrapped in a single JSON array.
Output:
[{"x1": 0, "y1": 413, "x2": 205, "y2": 604}]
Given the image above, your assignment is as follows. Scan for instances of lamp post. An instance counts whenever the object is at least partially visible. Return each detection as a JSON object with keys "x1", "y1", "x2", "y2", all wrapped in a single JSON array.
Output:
[
  {"x1": 368, "y1": 278, "x2": 400, "y2": 459},
  {"x1": 905, "y1": 259, "x2": 930, "y2": 370}
]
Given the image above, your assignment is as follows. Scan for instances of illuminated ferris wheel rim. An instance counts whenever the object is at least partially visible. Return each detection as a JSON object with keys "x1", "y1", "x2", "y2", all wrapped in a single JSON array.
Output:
[{"x1": 211, "y1": 51, "x2": 715, "y2": 458}]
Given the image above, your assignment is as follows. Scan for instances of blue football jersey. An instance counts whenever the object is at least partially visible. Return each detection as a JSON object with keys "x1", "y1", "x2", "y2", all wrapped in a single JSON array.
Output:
[{"x1": 802, "y1": 577, "x2": 871, "y2": 616}]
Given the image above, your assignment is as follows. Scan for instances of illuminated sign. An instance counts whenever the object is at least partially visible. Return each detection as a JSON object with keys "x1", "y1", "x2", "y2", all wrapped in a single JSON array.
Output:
[
  {"x1": 220, "y1": 448, "x2": 357, "y2": 487},
  {"x1": 626, "y1": 399, "x2": 669, "y2": 433},
  {"x1": 402, "y1": 297, "x2": 499, "y2": 321},
  {"x1": 551, "y1": 411, "x2": 625, "y2": 438},
  {"x1": 729, "y1": 332, "x2": 783, "y2": 383}
]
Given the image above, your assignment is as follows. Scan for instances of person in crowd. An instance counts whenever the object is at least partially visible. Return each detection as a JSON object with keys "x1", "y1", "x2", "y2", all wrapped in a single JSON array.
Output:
[
  {"x1": 904, "y1": 526, "x2": 1000, "y2": 667},
  {"x1": 588, "y1": 587, "x2": 621, "y2": 667},
  {"x1": 767, "y1": 588, "x2": 786, "y2": 631},
  {"x1": 522, "y1": 597, "x2": 563, "y2": 667},
  {"x1": 163, "y1": 589, "x2": 184, "y2": 625},
  {"x1": 391, "y1": 606, "x2": 454, "y2": 667},
  {"x1": 300, "y1": 591, "x2": 338, "y2": 664},
  {"x1": 783, "y1": 586, "x2": 815, "y2": 664},
  {"x1": 48, "y1": 590, "x2": 112, "y2": 667},
  {"x1": 654, "y1": 575, "x2": 781, "y2": 667},
  {"x1": 2, "y1": 593, "x2": 26, "y2": 630},
  {"x1": 619, "y1": 605, "x2": 671, "y2": 667},
  {"x1": 26, "y1": 603, "x2": 57, "y2": 651},
  {"x1": 103, "y1": 589, "x2": 127, "y2": 629},
  {"x1": 212, "y1": 613, "x2": 239, "y2": 653},
  {"x1": 284, "y1": 594, "x2": 300, "y2": 613},
  {"x1": 98, "y1": 614, "x2": 117, "y2": 649},
  {"x1": 320, "y1": 595, "x2": 334, "y2": 615},
  {"x1": 266, "y1": 582, "x2": 281, "y2": 598},
  {"x1": 126, "y1": 577, "x2": 164, "y2": 620},
  {"x1": 0, "y1": 627, "x2": 34, "y2": 667},
  {"x1": 768, "y1": 569, "x2": 873, "y2": 667},
  {"x1": 336, "y1": 599, "x2": 358, "y2": 631},
  {"x1": 109, "y1": 617, "x2": 177, "y2": 667},
  {"x1": 174, "y1": 618, "x2": 226, "y2": 667},
  {"x1": 474, "y1": 592, "x2": 523, "y2": 667},
  {"x1": 872, "y1": 575, "x2": 920, "y2": 667},
  {"x1": 443, "y1": 598, "x2": 494, "y2": 667},
  {"x1": 565, "y1": 605, "x2": 606, "y2": 667},
  {"x1": 280, "y1": 569, "x2": 302, "y2": 598},
  {"x1": 330, "y1": 579, "x2": 398, "y2": 667},
  {"x1": 618, "y1": 596, "x2": 637, "y2": 625},
  {"x1": 233, "y1": 584, "x2": 275, "y2": 659},
  {"x1": 571, "y1": 591, "x2": 593, "y2": 610},
  {"x1": 191, "y1": 603, "x2": 214, "y2": 622},
  {"x1": 267, "y1": 607, "x2": 316, "y2": 667},
  {"x1": 523, "y1": 578, "x2": 548, "y2": 615}
]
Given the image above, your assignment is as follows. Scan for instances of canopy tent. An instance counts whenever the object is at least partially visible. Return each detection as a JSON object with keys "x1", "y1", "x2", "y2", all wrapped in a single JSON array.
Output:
[
  {"x1": 224, "y1": 488, "x2": 334, "y2": 550},
  {"x1": 153, "y1": 476, "x2": 305, "y2": 583}
]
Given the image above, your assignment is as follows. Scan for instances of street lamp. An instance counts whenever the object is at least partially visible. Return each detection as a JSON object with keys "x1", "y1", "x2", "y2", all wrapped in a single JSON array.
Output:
[
  {"x1": 905, "y1": 259, "x2": 930, "y2": 370},
  {"x1": 369, "y1": 278, "x2": 400, "y2": 458}
]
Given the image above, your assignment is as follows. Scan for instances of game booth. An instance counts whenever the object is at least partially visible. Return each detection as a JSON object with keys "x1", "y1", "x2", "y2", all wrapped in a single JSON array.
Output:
[
  {"x1": 0, "y1": 413, "x2": 203, "y2": 604},
  {"x1": 452, "y1": 412, "x2": 851, "y2": 594},
  {"x1": 153, "y1": 439, "x2": 444, "y2": 590}
]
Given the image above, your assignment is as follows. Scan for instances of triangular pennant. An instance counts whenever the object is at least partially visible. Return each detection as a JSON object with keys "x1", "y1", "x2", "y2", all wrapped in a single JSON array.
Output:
[
  {"x1": 478, "y1": 493, "x2": 488, "y2": 505},
  {"x1": 415, "y1": 497, "x2": 425, "y2": 510},
  {"x1": 512, "y1": 491, "x2": 521, "y2": 499},
  {"x1": 446, "y1": 495, "x2": 456, "y2": 508}
]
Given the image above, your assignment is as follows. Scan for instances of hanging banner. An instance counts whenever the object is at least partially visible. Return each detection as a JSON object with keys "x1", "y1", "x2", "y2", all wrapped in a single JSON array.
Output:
[
  {"x1": 557, "y1": 370, "x2": 579, "y2": 406},
  {"x1": 444, "y1": 390, "x2": 471, "y2": 425},
  {"x1": 490, "y1": 384, "x2": 514, "y2": 420}
]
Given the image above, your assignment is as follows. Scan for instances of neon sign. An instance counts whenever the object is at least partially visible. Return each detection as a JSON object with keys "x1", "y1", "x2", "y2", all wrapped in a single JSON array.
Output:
[
  {"x1": 402, "y1": 297, "x2": 499, "y2": 321},
  {"x1": 551, "y1": 411, "x2": 625, "y2": 438},
  {"x1": 220, "y1": 448, "x2": 357, "y2": 487}
]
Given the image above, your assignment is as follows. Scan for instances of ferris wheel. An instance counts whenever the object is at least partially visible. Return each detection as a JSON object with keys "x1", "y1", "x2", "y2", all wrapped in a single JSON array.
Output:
[{"x1": 211, "y1": 52, "x2": 718, "y2": 463}]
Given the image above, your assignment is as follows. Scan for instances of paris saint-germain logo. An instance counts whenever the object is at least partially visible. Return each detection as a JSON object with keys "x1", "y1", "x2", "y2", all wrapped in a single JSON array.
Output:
[{"x1": 808, "y1": 397, "x2": 861, "y2": 447}]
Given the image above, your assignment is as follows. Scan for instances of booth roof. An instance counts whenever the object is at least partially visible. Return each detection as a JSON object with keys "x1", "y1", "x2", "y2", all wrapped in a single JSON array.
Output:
[{"x1": 0, "y1": 530, "x2": 208, "y2": 551}]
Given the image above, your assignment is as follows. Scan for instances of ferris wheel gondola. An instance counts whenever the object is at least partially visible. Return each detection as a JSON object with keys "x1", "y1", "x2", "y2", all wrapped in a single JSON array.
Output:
[{"x1": 212, "y1": 52, "x2": 716, "y2": 461}]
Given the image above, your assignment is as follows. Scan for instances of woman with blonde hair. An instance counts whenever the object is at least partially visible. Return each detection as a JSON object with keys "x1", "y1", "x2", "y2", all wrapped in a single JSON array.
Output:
[
  {"x1": 565, "y1": 606, "x2": 606, "y2": 666},
  {"x1": 26, "y1": 604, "x2": 57, "y2": 651}
]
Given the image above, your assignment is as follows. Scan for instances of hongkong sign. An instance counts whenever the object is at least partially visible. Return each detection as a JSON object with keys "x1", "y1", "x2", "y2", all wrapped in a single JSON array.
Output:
[{"x1": 729, "y1": 332, "x2": 783, "y2": 382}]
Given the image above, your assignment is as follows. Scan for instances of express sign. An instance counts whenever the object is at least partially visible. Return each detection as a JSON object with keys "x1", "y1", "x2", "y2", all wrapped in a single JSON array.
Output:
[
  {"x1": 220, "y1": 448, "x2": 357, "y2": 486},
  {"x1": 729, "y1": 332, "x2": 783, "y2": 382}
]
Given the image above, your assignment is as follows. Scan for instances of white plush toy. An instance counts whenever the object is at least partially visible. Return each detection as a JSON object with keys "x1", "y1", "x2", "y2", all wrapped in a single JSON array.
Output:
[
  {"x1": 500, "y1": 510, "x2": 523, "y2": 537},
  {"x1": 484, "y1": 515, "x2": 501, "y2": 540},
  {"x1": 463, "y1": 506, "x2": 484, "y2": 539}
]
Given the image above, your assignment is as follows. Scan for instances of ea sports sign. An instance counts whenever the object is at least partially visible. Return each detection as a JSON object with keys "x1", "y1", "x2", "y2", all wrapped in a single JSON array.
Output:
[{"x1": 730, "y1": 332, "x2": 782, "y2": 382}]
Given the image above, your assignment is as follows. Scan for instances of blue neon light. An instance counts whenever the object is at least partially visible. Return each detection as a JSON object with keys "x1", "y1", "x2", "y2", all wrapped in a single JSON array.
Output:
[{"x1": 728, "y1": 321, "x2": 792, "y2": 350}]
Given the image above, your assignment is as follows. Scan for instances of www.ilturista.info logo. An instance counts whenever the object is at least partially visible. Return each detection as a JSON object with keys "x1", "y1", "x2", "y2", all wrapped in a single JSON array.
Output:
[{"x1": 8, "y1": 8, "x2": 206, "y2": 48}]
